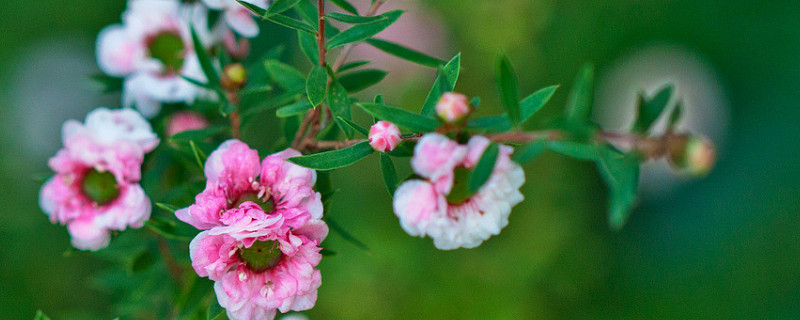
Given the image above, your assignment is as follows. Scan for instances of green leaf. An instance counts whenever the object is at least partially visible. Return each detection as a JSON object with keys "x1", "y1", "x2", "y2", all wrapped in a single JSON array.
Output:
[
  {"x1": 380, "y1": 153, "x2": 398, "y2": 196},
  {"x1": 327, "y1": 217, "x2": 370, "y2": 252},
  {"x1": 467, "y1": 115, "x2": 513, "y2": 132},
  {"x1": 320, "y1": 248, "x2": 337, "y2": 256},
  {"x1": 276, "y1": 100, "x2": 313, "y2": 118},
  {"x1": 337, "y1": 116, "x2": 370, "y2": 136},
  {"x1": 297, "y1": 31, "x2": 319, "y2": 65},
  {"x1": 386, "y1": 140, "x2": 415, "y2": 157},
  {"x1": 365, "y1": 38, "x2": 444, "y2": 68},
  {"x1": 338, "y1": 69, "x2": 387, "y2": 93},
  {"x1": 565, "y1": 63, "x2": 595, "y2": 124},
  {"x1": 129, "y1": 249, "x2": 153, "y2": 273},
  {"x1": 189, "y1": 140, "x2": 208, "y2": 169},
  {"x1": 89, "y1": 74, "x2": 123, "y2": 93},
  {"x1": 265, "y1": 0, "x2": 302, "y2": 16},
  {"x1": 181, "y1": 75, "x2": 212, "y2": 89},
  {"x1": 633, "y1": 84, "x2": 674, "y2": 133},
  {"x1": 326, "y1": 12, "x2": 385, "y2": 24},
  {"x1": 512, "y1": 141, "x2": 548, "y2": 165},
  {"x1": 358, "y1": 102, "x2": 441, "y2": 132},
  {"x1": 329, "y1": 0, "x2": 359, "y2": 15},
  {"x1": 520, "y1": 85, "x2": 559, "y2": 123},
  {"x1": 468, "y1": 143, "x2": 499, "y2": 194},
  {"x1": 265, "y1": 60, "x2": 306, "y2": 92},
  {"x1": 667, "y1": 100, "x2": 683, "y2": 130},
  {"x1": 33, "y1": 310, "x2": 51, "y2": 320},
  {"x1": 326, "y1": 10, "x2": 403, "y2": 49},
  {"x1": 306, "y1": 66, "x2": 328, "y2": 107},
  {"x1": 207, "y1": 300, "x2": 224, "y2": 320},
  {"x1": 547, "y1": 141, "x2": 601, "y2": 161},
  {"x1": 265, "y1": 13, "x2": 318, "y2": 35},
  {"x1": 495, "y1": 53, "x2": 520, "y2": 126},
  {"x1": 145, "y1": 217, "x2": 194, "y2": 241},
  {"x1": 420, "y1": 53, "x2": 461, "y2": 115},
  {"x1": 327, "y1": 81, "x2": 354, "y2": 138},
  {"x1": 169, "y1": 125, "x2": 229, "y2": 143},
  {"x1": 237, "y1": 0, "x2": 267, "y2": 16},
  {"x1": 338, "y1": 60, "x2": 371, "y2": 73},
  {"x1": 595, "y1": 149, "x2": 640, "y2": 230},
  {"x1": 155, "y1": 202, "x2": 180, "y2": 213},
  {"x1": 289, "y1": 141, "x2": 374, "y2": 170},
  {"x1": 190, "y1": 26, "x2": 219, "y2": 87}
]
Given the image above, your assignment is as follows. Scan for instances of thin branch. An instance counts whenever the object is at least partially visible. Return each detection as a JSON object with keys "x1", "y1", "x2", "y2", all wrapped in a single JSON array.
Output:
[
  {"x1": 157, "y1": 237, "x2": 184, "y2": 283},
  {"x1": 317, "y1": 0, "x2": 326, "y2": 67}
]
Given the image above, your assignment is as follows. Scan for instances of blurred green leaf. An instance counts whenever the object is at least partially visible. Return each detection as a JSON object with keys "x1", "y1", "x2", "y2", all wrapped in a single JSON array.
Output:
[
  {"x1": 288, "y1": 141, "x2": 374, "y2": 170},
  {"x1": 33, "y1": 310, "x2": 51, "y2": 320},
  {"x1": 420, "y1": 53, "x2": 461, "y2": 115},
  {"x1": 326, "y1": 12, "x2": 385, "y2": 24},
  {"x1": 512, "y1": 141, "x2": 548, "y2": 165},
  {"x1": 339, "y1": 69, "x2": 387, "y2": 92},
  {"x1": 155, "y1": 202, "x2": 180, "y2": 214},
  {"x1": 565, "y1": 63, "x2": 595, "y2": 124},
  {"x1": 297, "y1": 31, "x2": 319, "y2": 65},
  {"x1": 365, "y1": 38, "x2": 444, "y2": 68},
  {"x1": 337, "y1": 60, "x2": 371, "y2": 73},
  {"x1": 495, "y1": 53, "x2": 520, "y2": 126},
  {"x1": 265, "y1": 0, "x2": 302, "y2": 16},
  {"x1": 467, "y1": 115, "x2": 512, "y2": 132},
  {"x1": 595, "y1": 149, "x2": 640, "y2": 230},
  {"x1": 329, "y1": 0, "x2": 359, "y2": 15},
  {"x1": 189, "y1": 140, "x2": 208, "y2": 169},
  {"x1": 190, "y1": 26, "x2": 219, "y2": 88},
  {"x1": 238, "y1": 0, "x2": 316, "y2": 34},
  {"x1": 169, "y1": 125, "x2": 229, "y2": 143},
  {"x1": 129, "y1": 249, "x2": 153, "y2": 273},
  {"x1": 358, "y1": 102, "x2": 441, "y2": 132},
  {"x1": 267, "y1": 13, "x2": 318, "y2": 35},
  {"x1": 468, "y1": 143, "x2": 499, "y2": 194},
  {"x1": 547, "y1": 141, "x2": 602, "y2": 161},
  {"x1": 327, "y1": 217, "x2": 370, "y2": 252},
  {"x1": 328, "y1": 80, "x2": 354, "y2": 138},
  {"x1": 380, "y1": 153, "x2": 398, "y2": 196},
  {"x1": 265, "y1": 60, "x2": 306, "y2": 92},
  {"x1": 633, "y1": 84, "x2": 674, "y2": 133},
  {"x1": 306, "y1": 66, "x2": 328, "y2": 107},
  {"x1": 326, "y1": 10, "x2": 403, "y2": 49},
  {"x1": 237, "y1": 0, "x2": 267, "y2": 16},
  {"x1": 89, "y1": 74, "x2": 123, "y2": 93},
  {"x1": 337, "y1": 116, "x2": 370, "y2": 136},
  {"x1": 276, "y1": 100, "x2": 313, "y2": 118},
  {"x1": 207, "y1": 300, "x2": 224, "y2": 320},
  {"x1": 668, "y1": 100, "x2": 683, "y2": 130},
  {"x1": 470, "y1": 96, "x2": 481, "y2": 107},
  {"x1": 320, "y1": 248, "x2": 337, "y2": 256},
  {"x1": 145, "y1": 217, "x2": 195, "y2": 242},
  {"x1": 520, "y1": 85, "x2": 559, "y2": 123}
]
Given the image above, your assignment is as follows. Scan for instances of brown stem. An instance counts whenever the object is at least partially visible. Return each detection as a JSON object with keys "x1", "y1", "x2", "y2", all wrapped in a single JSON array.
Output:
[
  {"x1": 331, "y1": 0, "x2": 386, "y2": 71},
  {"x1": 317, "y1": 0, "x2": 326, "y2": 67},
  {"x1": 157, "y1": 237, "x2": 184, "y2": 283},
  {"x1": 292, "y1": 108, "x2": 318, "y2": 149},
  {"x1": 230, "y1": 110, "x2": 241, "y2": 139}
]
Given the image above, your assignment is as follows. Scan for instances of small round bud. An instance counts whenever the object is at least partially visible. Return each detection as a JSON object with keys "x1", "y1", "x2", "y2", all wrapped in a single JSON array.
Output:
[
  {"x1": 668, "y1": 134, "x2": 716, "y2": 176},
  {"x1": 166, "y1": 111, "x2": 209, "y2": 137},
  {"x1": 221, "y1": 63, "x2": 247, "y2": 90},
  {"x1": 435, "y1": 92, "x2": 472, "y2": 124},
  {"x1": 369, "y1": 121, "x2": 402, "y2": 152}
]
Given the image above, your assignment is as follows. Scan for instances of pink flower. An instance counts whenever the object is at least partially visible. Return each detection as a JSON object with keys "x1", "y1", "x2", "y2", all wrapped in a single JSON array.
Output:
[
  {"x1": 39, "y1": 108, "x2": 158, "y2": 250},
  {"x1": 97, "y1": 0, "x2": 214, "y2": 117},
  {"x1": 167, "y1": 111, "x2": 210, "y2": 136},
  {"x1": 178, "y1": 139, "x2": 326, "y2": 320},
  {"x1": 393, "y1": 133, "x2": 525, "y2": 250},
  {"x1": 202, "y1": 0, "x2": 270, "y2": 38},
  {"x1": 435, "y1": 92, "x2": 471, "y2": 123},
  {"x1": 368, "y1": 121, "x2": 402, "y2": 152}
]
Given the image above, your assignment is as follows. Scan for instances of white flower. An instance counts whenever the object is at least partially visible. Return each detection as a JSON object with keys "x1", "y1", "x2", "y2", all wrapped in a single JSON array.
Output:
[{"x1": 203, "y1": 0, "x2": 270, "y2": 38}]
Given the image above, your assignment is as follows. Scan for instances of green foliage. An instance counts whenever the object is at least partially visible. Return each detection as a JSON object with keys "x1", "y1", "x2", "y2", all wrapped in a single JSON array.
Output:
[
  {"x1": 327, "y1": 10, "x2": 403, "y2": 49},
  {"x1": 328, "y1": 0, "x2": 359, "y2": 15},
  {"x1": 265, "y1": 0, "x2": 302, "y2": 16},
  {"x1": 468, "y1": 143, "x2": 499, "y2": 194},
  {"x1": 338, "y1": 69, "x2": 388, "y2": 92},
  {"x1": 33, "y1": 310, "x2": 51, "y2": 320},
  {"x1": 337, "y1": 116, "x2": 370, "y2": 136},
  {"x1": 380, "y1": 153, "x2": 398, "y2": 196},
  {"x1": 238, "y1": 0, "x2": 317, "y2": 34},
  {"x1": 595, "y1": 149, "x2": 640, "y2": 229},
  {"x1": 633, "y1": 84, "x2": 674, "y2": 133},
  {"x1": 512, "y1": 141, "x2": 548, "y2": 165},
  {"x1": 276, "y1": 100, "x2": 313, "y2": 117},
  {"x1": 564, "y1": 63, "x2": 595, "y2": 125},
  {"x1": 520, "y1": 85, "x2": 559, "y2": 123},
  {"x1": 297, "y1": 31, "x2": 319, "y2": 65},
  {"x1": 306, "y1": 66, "x2": 328, "y2": 107},
  {"x1": 327, "y1": 217, "x2": 370, "y2": 252},
  {"x1": 326, "y1": 12, "x2": 385, "y2": 24},
  {"x1": 667, "y1": 100, "x2": 683, "y2": 129},
  {"x1": 467, "y1": 115, "x2": 512, "y2": 132},
  {"x1": 288, "y1": 141, "x2": 374, "y2": 170},
  {"x1": 144, "y1": 217, "x2": 196, "y2": 242},
  {"x1": 495, "y1": 53, "x2": 521, "y2": 126},
  {"x1": 358, "y1": 102, "x2": 441, "y2": 132},
  {"x1": 365, "y1": 38, "x2": 445, "y2": 68},
  {"x1": 265, "y1": 60, "x2": 306, "y2": 92},
  {"x1": 337, "y1": 60, "x2": 371, "y2": 72},
  {"x1": 327, "y1": 80, "x2": 355, "y2": 138},
  {"x1": 89, "y1": 74, "x2": 123, "y2": 93},
  {"x1": 420, "y1": 53, "x2": 461, "y2": 115}
]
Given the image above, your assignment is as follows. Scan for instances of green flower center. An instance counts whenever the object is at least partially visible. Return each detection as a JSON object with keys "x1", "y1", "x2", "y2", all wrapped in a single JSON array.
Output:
[
  {"x1": 148, "y1": 32, "x2": 185, "y2": 72},
  {"x1": 81, "y1": 169, "x2": 121, "y2": 205},
  {"x1": 446, "y1": 167, "x2": 473, "y2": 205},
  {"x1": 233, "y1": 193, "x2": 275, "y2": 213},
  {"x1": 238, "y1": 240, "x2": 284, "y2": 273}
]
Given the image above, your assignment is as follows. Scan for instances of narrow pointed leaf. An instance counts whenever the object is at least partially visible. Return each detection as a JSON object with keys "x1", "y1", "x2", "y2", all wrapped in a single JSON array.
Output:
[
  {"x1": 358, "y1": 102, "x2": 441, "y2": 132},
  {"x1": 467, "y1": 115, "x2": 512, "y2": 132},
  {"x1": 595, "y1": 150, "x2": 640, "y2": 230},
  {"x1": 306, "y1": 66, "x2": 328, "y2": 107},
  {"x1": 265, "y1": 0, "x2": 302, "y2": 16},
  {"x1": 547, "y1": 141, "x2": 601, "y2": 161},
  {"x1": 144, "y1": 217, "x2": 194, "y2": 241},
  {"x1": 265, "y1": 60, "x2": 306, "y2": 92},
  {"x1": 633, "y1": 84, "x2": 674, "y2": 133},
  {"x1": 520, "y1": 85, "x2": 559, "y2": 122},
  {"x1": 338, "y1": 69, "x2": 387, "y2": 92},
  {"x1": 169, "y1": 125, "x2": 229, "y2": 143},
  {"x1": 565, "y1": 63, "x2": 595, "y2": 124},
  {"x1": 276, "y1": 100, "x2": 313, "y2": 118},
  {"x1": 337, "y1": 116, "x2": 370, "y2": 136},
  {"x1": 667, "y1": 100, "x2": 683, "y2": 129},
  {"x1": 496, "y1": 53, "x2": 520, "y2": 126},
  {"x1": 326, "y1": 12, "x2": 385, "y2": 24},
  {"x1": 337, "y1": 60, "x2": 371, "y2": 73},
  {"x1": 366, "y1": 38, "x2": 444, "y2": 68},
  {"x1": 327, "y1": 217, "x2": 369, "y2": 252},
  {"x1": 34, "y1": 311, "x2": 51, "y2": 320},
  {"x1": 326, "y1": 10, "x2": 403, "y2": 49},
  {"x1": 189, "y1": 140, "x2": 208, "y2": 169},
  {"x1": 420, "y1": 53, "x2": 461, "y2": 115},
  {"x1": 512, "y1": 141, "x2": 548, "y2": 165},
  {"x1": 237, "y1": 0, "x2": 267, "y2": 16},
  {"x1": 329, "y1": 0, "x2": 359, "y2": 15},
  {"x1": 190, "y1": 26, "x2": 219, "y2": 87},
  {"x1": 298, "y1": 31, "x2": 319, "y2": 65},
  {"x1": 468, "y1": 143, "x2": 499, "y2": 194},
  {"x1": 380, "y1": 153, "x2": 398, "y2": 196},
  {"x1": 327, "y1": 81, "x2": 354, "y2": 138},
  {"x1": 288, "y1": 141, "x2": 374, "y2": 170},
  {"x1": 155, "y1": 202, "x2": 180, "y2": 213},
  {"x1": 266, "y1": 14, "x2": 317, "y2": 35}
]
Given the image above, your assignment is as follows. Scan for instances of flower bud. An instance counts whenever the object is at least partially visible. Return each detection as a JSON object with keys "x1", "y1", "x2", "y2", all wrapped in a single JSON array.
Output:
[
  {"x1": 223, "y1": 31, "x2": 251, "y2": 60},
  {"x1": 369, "y1": 121, "x2": 402, "y2": 152},
  {"x1": 668, "y1": 134, "x2": 716, "y2": 176},
  {"x1": 167, "y1": 111, "x2": 209, "y2": 137},
  {"x1": 435, "y1": 92, "x2": 472, "y2": 123},
  {"x1": 221, "y1": 63, "x2": 247, "y2": 90}
]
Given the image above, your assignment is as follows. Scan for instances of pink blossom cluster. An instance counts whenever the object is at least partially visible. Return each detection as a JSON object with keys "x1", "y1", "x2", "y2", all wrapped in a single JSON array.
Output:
[
  {"x1": 177, "y1": 140, "x2": 327, "y2": 320},
  {"x1": 393, "y1": 133, "x2": 525, "y2": 250},
  {"x1": 39, "y1": 108, "x2": 159, "y2": 250}
]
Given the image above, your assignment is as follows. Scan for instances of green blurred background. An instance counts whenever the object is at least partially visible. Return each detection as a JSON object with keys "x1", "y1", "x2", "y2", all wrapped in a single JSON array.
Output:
[{"x1": 2, "y1": 0, "x2": 799, "y2": 319}]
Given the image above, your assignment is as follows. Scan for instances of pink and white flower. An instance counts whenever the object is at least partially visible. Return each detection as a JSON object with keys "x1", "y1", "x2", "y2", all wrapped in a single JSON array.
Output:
[
  {"x1": 202, "y1": 0, "x2": 270, "y2": 38},
  {"x1": 368, "y1": 121, "x2": 401, "y2": 152},
  {"x1": 435, "y1": 92, "x2": 471, "y2": 123},
  {"x1": 97, "y1": 0, "x2": 214, "y2": 117},
  {"x1": 177, "y1": 140, "x2": 326, "y2": 320},
  {"x1": 39, "y1": 108, "x2": 158, "y2": 250},
  {"x1": 393, "y1": 133, "x2": 525, "y2": 250}
]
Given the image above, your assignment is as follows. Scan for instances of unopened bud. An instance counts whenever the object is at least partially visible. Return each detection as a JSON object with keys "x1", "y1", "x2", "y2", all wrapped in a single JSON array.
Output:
[
  {"x1": 221, "y1": 63, "x2": 247, "y2": 90},
  {"x1": 668, "y1": 134, "x2": 716, "y2": 176},
  {"x1": 369, "y1": 121, "x2": 402, "y2": 152},
  {"x1": 435, "y1": 92, "x2": 472, "y2": 124}
]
